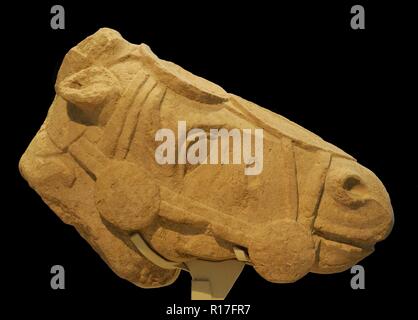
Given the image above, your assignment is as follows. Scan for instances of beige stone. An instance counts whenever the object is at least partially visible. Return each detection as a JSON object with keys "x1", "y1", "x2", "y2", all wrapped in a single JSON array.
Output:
[{"x1": 19, "y1": 28, "x2": 394, "y2": 298}]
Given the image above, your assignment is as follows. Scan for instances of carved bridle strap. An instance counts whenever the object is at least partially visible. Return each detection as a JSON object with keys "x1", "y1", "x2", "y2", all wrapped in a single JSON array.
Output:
[
  {"x1": 130, "y1": 232, "x2": 250, "y2": 270},
  {"x1": 98, "y1": 69, "x2": 150, "y2": 158}
]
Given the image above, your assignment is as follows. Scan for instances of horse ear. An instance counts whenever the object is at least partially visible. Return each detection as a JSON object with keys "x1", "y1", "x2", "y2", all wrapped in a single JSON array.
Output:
[{"x1": 56, "y1": 66, "x2": 121, "y2": 111}]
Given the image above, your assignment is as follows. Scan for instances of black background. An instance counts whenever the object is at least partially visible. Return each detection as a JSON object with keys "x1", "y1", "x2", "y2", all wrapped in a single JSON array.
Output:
[{"x1": 8, "y1": 1, "x2": 415, "y2": 317}]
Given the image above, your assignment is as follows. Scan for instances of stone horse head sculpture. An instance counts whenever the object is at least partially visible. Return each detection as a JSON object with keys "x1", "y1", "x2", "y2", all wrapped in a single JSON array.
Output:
[{"x1": 19, "y1": 28, "x2": 394, "y2": 299}]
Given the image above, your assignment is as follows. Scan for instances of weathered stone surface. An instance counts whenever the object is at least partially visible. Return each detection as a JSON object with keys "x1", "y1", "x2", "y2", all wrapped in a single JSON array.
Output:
[{"x1": 19, "y1": 28, "x2": 394, "y2": 291}]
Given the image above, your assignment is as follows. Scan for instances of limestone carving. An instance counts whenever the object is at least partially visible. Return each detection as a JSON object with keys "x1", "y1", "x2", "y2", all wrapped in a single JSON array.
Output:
[{"x1": 19, "y1": 28, "x2": 394, "y2": 299}]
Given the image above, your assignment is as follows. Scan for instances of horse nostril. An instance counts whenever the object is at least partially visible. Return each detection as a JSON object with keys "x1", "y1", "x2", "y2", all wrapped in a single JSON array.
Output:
[{"x1": 343, "y1": 176, "x2": 361, "y2": 191}]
